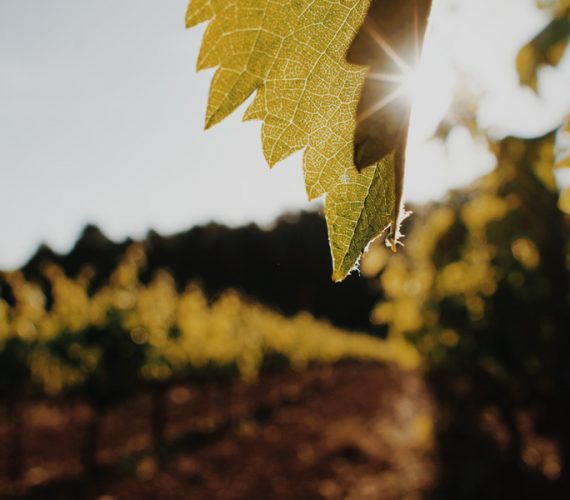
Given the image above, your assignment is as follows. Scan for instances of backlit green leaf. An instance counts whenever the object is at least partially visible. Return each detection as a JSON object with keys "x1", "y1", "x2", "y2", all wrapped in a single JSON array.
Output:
[{"x1": 186, "y1": 0, "x2": 428, "y2": 280}]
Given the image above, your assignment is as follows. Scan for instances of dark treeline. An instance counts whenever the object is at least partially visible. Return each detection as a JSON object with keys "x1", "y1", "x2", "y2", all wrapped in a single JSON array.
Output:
[{"x1": 4, "y1": 211, "x2": 384, "y2": 333}]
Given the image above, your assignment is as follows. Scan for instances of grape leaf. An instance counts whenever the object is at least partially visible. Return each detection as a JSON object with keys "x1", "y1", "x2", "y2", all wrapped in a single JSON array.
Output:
[
  {"x1": 347, "y1": 0, "x2": 432, "y2": 169},
  {"x1": 186, "y1": 0, "x2": 430, "y2": 281}
]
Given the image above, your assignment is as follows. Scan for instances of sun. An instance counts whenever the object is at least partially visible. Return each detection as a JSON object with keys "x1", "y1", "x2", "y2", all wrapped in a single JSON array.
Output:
[
  {"x1": 400, "y1": 66, "x2": 424, "y2": 103},
  {"x1": 358, "y1": 10, "x2": 453, "y2": 144}
]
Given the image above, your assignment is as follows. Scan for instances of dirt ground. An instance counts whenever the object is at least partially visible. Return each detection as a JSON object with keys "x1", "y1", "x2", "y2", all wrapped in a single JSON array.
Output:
[
  {"x1": 0, "y1": 364, "x2": 435, "y2": 499},
  {"x1": 0, "y1": 363, "x2": 564, "y2": 500}
]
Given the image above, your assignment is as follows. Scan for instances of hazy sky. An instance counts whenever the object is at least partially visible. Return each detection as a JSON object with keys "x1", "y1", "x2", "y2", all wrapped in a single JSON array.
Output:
[{"x1": 1, "y1": 0, "x2": 569, "y2": 268}]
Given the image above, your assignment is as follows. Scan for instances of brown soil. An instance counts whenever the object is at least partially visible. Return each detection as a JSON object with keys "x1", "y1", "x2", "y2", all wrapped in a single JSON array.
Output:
[{"x1": 0, "y1": 364, "x2": 434, "y2": 500}]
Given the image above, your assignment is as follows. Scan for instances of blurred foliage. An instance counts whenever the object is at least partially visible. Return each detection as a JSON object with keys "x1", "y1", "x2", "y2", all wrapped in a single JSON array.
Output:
[
  {"x1": 0, "y1": 244, "x2": 419, "y2": 408},
  {"x1": 556, "y1": 119, "x2": 570, "y2": 168},
  {"x1": 369, "y1": 132, "x2": 568, "y2": 372},
  {"x1": 358, "y1": 4, "x2": 570, "y2": 493},
  {"x1": 433, "y1": 85, "x2": 482, "y2": 143},
  {"x1": 365, "y1": 1, "x2": 570, "y2": 401},
  {"x1": 362, "y1": 124, "x2": 570, "y2": 492},
  {"x1": 517, "y1": 0, "x2": 570, "y2": 92},
  {"x1": 17, "y1": 212, "x2": 381, "y2": 333}
]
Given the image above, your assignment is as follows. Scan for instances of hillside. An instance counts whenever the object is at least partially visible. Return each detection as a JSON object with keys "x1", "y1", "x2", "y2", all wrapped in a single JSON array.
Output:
[{"x1": 14, "y1": 212, "x2": 382, "y2": 333}]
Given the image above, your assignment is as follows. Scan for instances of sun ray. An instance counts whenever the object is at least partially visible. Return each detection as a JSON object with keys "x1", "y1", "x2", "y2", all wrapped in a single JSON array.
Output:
[
  {"x1": 368, "y1": 72, "x2": 408, "y2": 84},
  {"x1": 363, "y1": 22, "x2": 412, "y2": 75},
  {"x1": 358, "y1": 12, "x2": 427, "y2": 124},
  {"x1": 358, "y1": 86, "x2": 406, "y2": 123}
]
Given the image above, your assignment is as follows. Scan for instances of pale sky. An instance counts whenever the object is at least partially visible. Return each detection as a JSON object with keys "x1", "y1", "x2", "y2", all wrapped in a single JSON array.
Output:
[{"x1": 1, "y1": 0, "x2": 569, "y2": 268}]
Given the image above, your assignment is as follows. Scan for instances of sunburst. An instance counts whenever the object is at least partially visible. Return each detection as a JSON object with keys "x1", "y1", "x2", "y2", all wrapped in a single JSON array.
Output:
[{"x1": 357, "y1": 12, "x2": 424, "y2": 124}]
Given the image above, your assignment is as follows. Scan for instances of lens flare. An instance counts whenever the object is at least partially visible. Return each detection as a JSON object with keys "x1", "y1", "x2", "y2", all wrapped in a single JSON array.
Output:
[{"x1": 357, "y1": 21, "x2": 423, "y2": 124}]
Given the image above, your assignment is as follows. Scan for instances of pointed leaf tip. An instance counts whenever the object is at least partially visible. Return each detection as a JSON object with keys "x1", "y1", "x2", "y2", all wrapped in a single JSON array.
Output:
[{"x1": 186, "y1": 0, "x2": 429, "y2": 281}]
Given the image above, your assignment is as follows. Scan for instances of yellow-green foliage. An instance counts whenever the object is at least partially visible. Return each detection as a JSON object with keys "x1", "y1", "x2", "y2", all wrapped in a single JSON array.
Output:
[
  {"x1": 365, "y1": 133, "x2": 568, "y2": 369},
  {"x1": 185, "y1": 0, "x2": 400, "y2": 282},
  {"x1": 516, "y1": 2, "x2": 570, "y2": 92},
  {"x1": 0, "y1": 244, "x2": 419, "y2": 396},
  {"x1": 370, "y1": 173, "x2": 517, "y2": 351}
]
